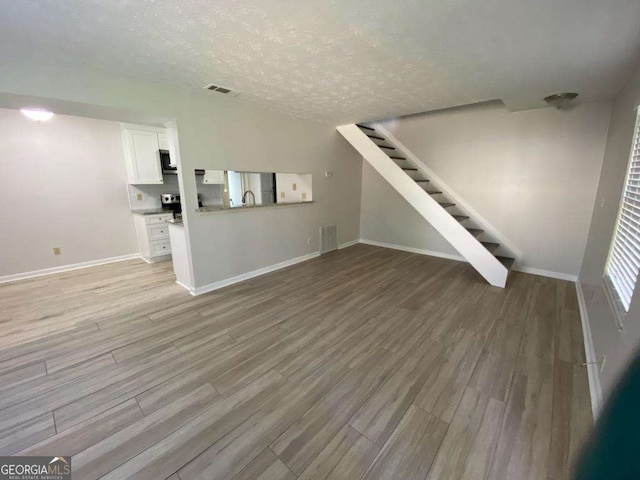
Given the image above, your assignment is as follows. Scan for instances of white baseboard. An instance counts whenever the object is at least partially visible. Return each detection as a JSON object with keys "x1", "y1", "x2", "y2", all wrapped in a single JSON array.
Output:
[
  {"x1": 175, "y1": 280, "x2": 195, "y2": 295},
  {"x1": 513, "y1": 266, "x2": 578, "y2": 282},
  {"x1": 339, "y1": 239, "x2": 360, "y2": 249},
  {"x1": 183, "y1": 239, "x2": 359, "y2": 296},
  {"x1": 0, "y1": 253, "x2": 142, "y2": 284},
  {"x1": 576, "y1": 281, "x2": 603, "y2": 420},
  {"x1": 190, "y1": 251, "x2": 321, "y2": 296},
  {"x1": 359, "y1": 239, "x2": 465, "y2": 262},
  {"x1": 359, "y1": 239, "x2": 579, "y2": 282},
  {"x1": 140, "y1": 254, "x2": 172, "y2": 265}
]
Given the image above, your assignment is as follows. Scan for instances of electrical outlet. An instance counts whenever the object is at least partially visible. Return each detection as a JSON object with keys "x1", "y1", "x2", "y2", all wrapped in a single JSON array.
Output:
[
  {"x1": 292, "y1": 183, "x2": 297, "y2": 191},
  {"x1": 53, "y1": 247, "x2": 61, "y2": 255},
  {"x1": 600, "y1": 354, "x2": 606, "y2": 373},
  {"x1": 302, "y1": 192, "x2": 308, "y2": 200},
  {"x1": 137, "y1": 193, "x2": 143, "y2": 201}
]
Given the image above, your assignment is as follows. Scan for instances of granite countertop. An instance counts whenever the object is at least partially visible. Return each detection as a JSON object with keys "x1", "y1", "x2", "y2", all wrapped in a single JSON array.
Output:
[
  {"x1": 131, "y1": 208, "x2": 174, "y2": 215},
  {"x1": 196, "y1": 201, "x2": 314, "y2": 215}
]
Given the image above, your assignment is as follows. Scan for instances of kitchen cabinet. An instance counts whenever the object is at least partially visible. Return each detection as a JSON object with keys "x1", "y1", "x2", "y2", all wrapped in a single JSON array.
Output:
[
  {"x1": 133, "y1": 212, "x2": 173, "y2": 262},
  {"x1": 121, "y1": 125, "x2": 165, "y2": 185},
  {"x1": 202, "y1": 169, "x2": 225, "y2": 184}
]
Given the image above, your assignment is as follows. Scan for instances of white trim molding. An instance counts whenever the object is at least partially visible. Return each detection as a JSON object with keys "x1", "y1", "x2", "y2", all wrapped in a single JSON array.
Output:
[
  {"x1": 359, "y1": 239, "x2": 465, "y2": 263},
  {"x1": 576, "y1": 281, "x2": 604, "y2": 420},
  {"x1": 338, "y1": 239, "x2": 360, "y2": 249},
  {"x1": 188, "y1": 251, "x2": 321, "y2": 296},
  {"x1": 513, "y1": 266, "x2": 578, "y2": 282},
  {"x1": 0, "y1": 253, "x2": 141, "y2": 284}
]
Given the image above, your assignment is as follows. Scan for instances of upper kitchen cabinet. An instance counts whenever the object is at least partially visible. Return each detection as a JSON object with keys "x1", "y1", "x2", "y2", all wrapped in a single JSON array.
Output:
[{"x1": 121, "y1": 124, "x2": 165, "y2": 184}]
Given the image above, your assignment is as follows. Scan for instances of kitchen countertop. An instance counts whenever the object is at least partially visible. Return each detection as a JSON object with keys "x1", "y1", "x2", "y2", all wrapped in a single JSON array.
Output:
[
  {"x1": 131, "y1": 208, "x2": 174, "y2": 215},
  {"x1": 196, "y1": 201, "x2": 314, "y2": 216},
  {"x1": 166, "y1": 218, "x2": 183, "y2": 225}
]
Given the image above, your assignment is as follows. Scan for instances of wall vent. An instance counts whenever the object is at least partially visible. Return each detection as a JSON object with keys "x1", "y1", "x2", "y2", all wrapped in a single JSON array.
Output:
[
  {"x1": 203, "y1": 83, "x2": 241, "y2": 96},
  {"x1": 319, "y1": 224, "x2": 338, "y2": 254}
]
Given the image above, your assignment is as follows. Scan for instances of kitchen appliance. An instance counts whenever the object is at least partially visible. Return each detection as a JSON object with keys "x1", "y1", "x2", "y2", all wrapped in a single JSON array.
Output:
[
  {"x1": 161, "y1": 193, "x2": 202, "y2": 216},
  {"x1": 160, "y1": 150, "x2": 204, "y2": 176},
  {"x1": 161, "y1": 193, "x2": 181, "y2": 215},
  {"x1": 159, "y1": 150, "x2": 175, "y2": 174}
]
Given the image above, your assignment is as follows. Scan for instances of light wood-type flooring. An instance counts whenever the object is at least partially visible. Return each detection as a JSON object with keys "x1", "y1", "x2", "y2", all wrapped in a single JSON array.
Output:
[{"x1": 0, "y1": 244, "x2": 592, "y2": 479}]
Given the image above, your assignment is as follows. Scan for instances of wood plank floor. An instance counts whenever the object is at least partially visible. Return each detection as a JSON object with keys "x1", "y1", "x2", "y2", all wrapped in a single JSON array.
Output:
[{"x1": 0, "y1": 244, "x2": 592, "y2": 479}]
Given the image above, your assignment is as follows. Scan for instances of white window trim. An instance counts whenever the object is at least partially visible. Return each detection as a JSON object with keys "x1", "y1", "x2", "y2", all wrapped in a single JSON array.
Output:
[{"x1": 603, "y1": 106, "x2": 640, "y2": 331}]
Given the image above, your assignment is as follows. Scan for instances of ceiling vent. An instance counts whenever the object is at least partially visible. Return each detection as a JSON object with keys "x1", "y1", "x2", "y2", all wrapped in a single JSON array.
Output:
[{"x1": 204, "y1": 84, "x2": 241, "y2": 97}]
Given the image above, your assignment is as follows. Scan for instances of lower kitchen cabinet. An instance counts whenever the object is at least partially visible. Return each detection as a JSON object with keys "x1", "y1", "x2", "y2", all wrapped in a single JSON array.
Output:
[{"x1": 133, "y1": 213, "x2": 173, "y2": 262}]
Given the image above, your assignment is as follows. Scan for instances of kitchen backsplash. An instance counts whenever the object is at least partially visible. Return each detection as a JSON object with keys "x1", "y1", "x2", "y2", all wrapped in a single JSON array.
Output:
[
  {"x1": 127, "y1": 175, "x2": 180, "y2": 210},
  {"x1": 128, "y1": 174, "x2": 224, "y2": 210},
  {"x1": 197, "y1": 178, "x2": 224, "y2": 207}
]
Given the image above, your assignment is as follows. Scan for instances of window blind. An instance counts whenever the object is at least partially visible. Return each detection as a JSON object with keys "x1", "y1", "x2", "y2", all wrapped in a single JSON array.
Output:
[{"x1": 606, "y1": 109, "x2": 640, "y2": 313}]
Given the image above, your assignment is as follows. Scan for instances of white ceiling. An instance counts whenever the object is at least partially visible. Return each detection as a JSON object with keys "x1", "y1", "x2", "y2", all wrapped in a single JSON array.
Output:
[{"x1": 1, "y1": 0, "x2": 639, "y2": 124}]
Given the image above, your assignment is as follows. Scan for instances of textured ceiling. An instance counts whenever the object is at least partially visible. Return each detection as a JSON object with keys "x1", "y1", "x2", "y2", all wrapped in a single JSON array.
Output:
[{"x1": 1, "y1": 0, "x2": 639, "y2": 124}]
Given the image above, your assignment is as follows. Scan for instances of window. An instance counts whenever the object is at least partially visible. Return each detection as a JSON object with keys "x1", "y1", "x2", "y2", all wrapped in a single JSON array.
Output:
[{"x1": 605, "y1": 108, "x2": 640, "y2": 325}]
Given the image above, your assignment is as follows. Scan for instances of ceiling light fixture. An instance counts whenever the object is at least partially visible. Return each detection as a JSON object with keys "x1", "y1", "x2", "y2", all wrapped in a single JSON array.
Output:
[
  {"x1": 20, "y1": 107, "x2": 54, "y2": 123},
  {"x1": 543, "y1": 92, "x2": 578, "y2": 110}
]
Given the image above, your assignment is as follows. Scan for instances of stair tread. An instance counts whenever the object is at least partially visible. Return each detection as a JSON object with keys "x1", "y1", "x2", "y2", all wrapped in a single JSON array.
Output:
[
  {"x1": 379, "y1": 146, "x2": 396, "y2": 150},
  {"x1": 453, "y1": 215, "x2": 469, "y2": 221},
  {"x1": 367, "y1": 135, "x2": 385, "y2": 141},
  {"x1": 439, "y1": 203, "x2": 455, "y2": 208},
  {"x1": 390, "y1": 156, "x2": 406, "y2": 160},
  {"x1": 496, "y1": 256, "x2": 515, "y2": 270},
  {"x1": 466, "y1": 228, "x2": 484, "y2": 237},
  {"x1": 357, "y1": 124, "x2": 375, "y2": 131},
  {"x1": 425, "y1": 191, "x2": 442, "y2": 195},
  {"x1": 481, "y1": 241, "x2": 500, "y2": 253},
  {"x1": 415, "y1": 179, "x2": 430, "y2": 183},
  {"x1": 402, "y1": 168, "x2": 418, "y2": 171}
]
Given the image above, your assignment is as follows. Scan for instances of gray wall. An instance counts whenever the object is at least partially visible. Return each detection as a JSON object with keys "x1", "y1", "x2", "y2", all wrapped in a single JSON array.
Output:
[
  {"x1": 361, "y1": 101, "x2": 612, "y2": 277},
  {"x1": 0, "y1": 108, "x2": 137, "y2": 276},
  {"x1": 0, "y1": 62, "x2": 362, "y2": 288},
  {"x1": 579, "y1": 66, "x2": 640, "y2": 395}
]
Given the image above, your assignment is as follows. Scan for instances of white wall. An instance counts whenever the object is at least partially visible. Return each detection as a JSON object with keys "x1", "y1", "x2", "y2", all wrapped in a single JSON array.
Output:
[
  {"x1": 0, "y1": 108, "x2": 137, "y2": 276},
  {"x1": 0, "y1": 61, "x2": 363, "y2": 289},
  {"x1": 360, "y1": 101, "x2": 612, "y2": 277},
  {"x1": 579, "y1": 66, "x2": 640, "y2": 396}
]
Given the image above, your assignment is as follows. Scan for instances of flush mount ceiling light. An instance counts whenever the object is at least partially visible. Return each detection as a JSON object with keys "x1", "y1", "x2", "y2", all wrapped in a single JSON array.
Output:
[
  {"x1": 543, "y1": 92, "x2": 578, "y2": 110},
  {"x1": 20, "y1": 107, "x2": 54, "y2": 123}
]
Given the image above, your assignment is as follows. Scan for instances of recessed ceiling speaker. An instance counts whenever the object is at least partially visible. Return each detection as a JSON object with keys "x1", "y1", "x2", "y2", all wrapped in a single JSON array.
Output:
[{"x1": 544, "y1": 92, "x2": 578, "y2": 110}]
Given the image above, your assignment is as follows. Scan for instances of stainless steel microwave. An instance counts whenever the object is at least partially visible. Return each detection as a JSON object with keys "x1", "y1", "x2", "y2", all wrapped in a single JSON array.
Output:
[{"x1": 160, "y1": 150, "x2": 204, "y2": 175}]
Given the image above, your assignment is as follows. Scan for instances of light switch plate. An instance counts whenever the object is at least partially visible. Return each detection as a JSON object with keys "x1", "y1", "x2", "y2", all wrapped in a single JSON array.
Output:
[
  {"x1": 281, "y1": 192, "x2": 285, "y2": 198},
  {"x1": 53, "y1": 247, "x2": 61, "y2": 255},
  {"x1": 137, "y1": 193, "x2": 143, "y2": 201},
  {"x1": 292, "y1": 183, "x2": 297, "y2": 191}
]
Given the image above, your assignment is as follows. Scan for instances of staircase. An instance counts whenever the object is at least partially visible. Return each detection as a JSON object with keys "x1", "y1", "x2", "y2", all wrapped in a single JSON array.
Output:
[{"x1": 337, "y1": 123, "x2": 516, "y2": 287}]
